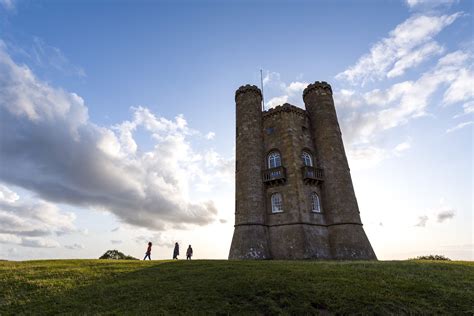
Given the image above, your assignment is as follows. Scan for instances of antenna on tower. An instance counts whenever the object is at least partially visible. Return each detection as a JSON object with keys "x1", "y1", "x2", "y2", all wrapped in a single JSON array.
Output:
[{"x1": 260, "y1": 69, "x2": 265, "y2": 111}]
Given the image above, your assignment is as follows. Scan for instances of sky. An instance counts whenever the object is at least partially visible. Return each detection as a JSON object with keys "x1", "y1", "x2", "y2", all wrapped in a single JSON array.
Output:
[{"x1": 0, "y1": 0, "x2": 472, "y2": 261}]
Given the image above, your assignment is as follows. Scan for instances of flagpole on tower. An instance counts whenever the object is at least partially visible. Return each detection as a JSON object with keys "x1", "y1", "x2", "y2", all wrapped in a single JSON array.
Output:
[{"x1": 260, "y1": 69, "x2": 265, "y2": 111}]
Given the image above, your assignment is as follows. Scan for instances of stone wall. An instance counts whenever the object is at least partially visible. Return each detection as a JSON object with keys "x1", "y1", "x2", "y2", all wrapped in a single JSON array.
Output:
[
  {"x1": 262, "y1": 104, "x2": 330, "y2": 259},
  {"x1": 229, "y1": 81, "x2": 377, "y2": 260}
]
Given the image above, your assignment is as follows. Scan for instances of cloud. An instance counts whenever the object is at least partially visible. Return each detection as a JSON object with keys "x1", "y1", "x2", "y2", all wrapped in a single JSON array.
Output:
[
  {"x1": 30, "y1": 37, "x2": 86, "y2": 77},
  {"x1": 65, "y1": 243, "x2": 84, "y2": 250},
  {"x1": 394, "y1": 141, "x2": 411, "y2": 154},
  {"x1": 339, "y1": 50, "x2": 473, "y2": 153},
  {"x1": 110, "y1": 240, "x2": 122, "y2": 245},
  {"x1": 21, "y1": 237, "x2": 60, "y2": 248},
  {"x1": 0, "y1": 184, "x2": 19, "y2": 203},
  {"x1": 346, "y1": 145, "x2": 388, "y2": 169},
  {"x1": 262, "y1": 71, "x2": 308, "y2": 109},
  {"x1": 405, "y1": 0, "x2": 458, "y2": 10},
  {"x1": 454, "y1": 101, "x2": 474, "y2": 118},
  {"x1": 333, "y1": 89, "x2": 365, "y2": 109},
  {"x1": 0, "y1": 43, "x2": 226, "y2": 232},
  {"x1": 219, "y1": 218, "x2": 227, "y2": 224},
  {"x1": 336, "y1": 13, "x2": 462, "y2": 85},
  {"x1": 414, "y1": 206, "x2": 456, "y2": 228},
  {"x1": 334, "y1": 12, "x2": 472, "y2": 170},
  {"x1": 415, "y1": 215, "x2": 429, "y2": 227},
  {"x1": 437, "y1": 209, "x2": 455, "y2": 222},
  {"x1": 442, "y1": 68, "x2": 474, "y2": 105},
  {"x1": 266, "y1": 95, "x2": 289, "y2": 109},
  {"x1": 446, "y1": 121, "x2": 473, "y2": 133},
  {"x1": 0, "y1": 185, "x2": 76, "y2": 239},
  {"x1": 387, "y1": 42, "x2": 444, "y2": 78},
  {"x1": 205, "y1": 132, "x2": 215, "y2": 140},
  {"x1": 0, "y1": 0, "x2": 15, "y2": 11},
  {"x1": 135, "y1": 232, "x2": 173, "y2": 247}
]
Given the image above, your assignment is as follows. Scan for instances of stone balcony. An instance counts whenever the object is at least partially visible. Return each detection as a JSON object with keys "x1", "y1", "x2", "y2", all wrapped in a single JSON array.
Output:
[
  {"x1": 262, "y1": 166, "x2": 287, "y2": 185},
  {"x1": 302, "y1": 166, "x2": 324, "y2": 185}
]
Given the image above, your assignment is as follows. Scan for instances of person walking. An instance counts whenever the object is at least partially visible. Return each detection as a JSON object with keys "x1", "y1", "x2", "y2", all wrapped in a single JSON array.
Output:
[
  {"x1": 186, "y1": 245, "x2": 193, "y2": 260},
  {"x1": 173, "y1": 242, "x2": 179, "y2": 259},
  {"x1": 143, "y1": 242, "x2": 152, "y2": 260}
]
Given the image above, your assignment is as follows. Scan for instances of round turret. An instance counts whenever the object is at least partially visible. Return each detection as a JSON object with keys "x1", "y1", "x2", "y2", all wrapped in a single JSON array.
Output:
[
  {"x1": 304, "y1": 81, "x2": 376, "y2": 260},
  {"x1": 229, "y1": 84, "x2": 270, "y2": 260}
]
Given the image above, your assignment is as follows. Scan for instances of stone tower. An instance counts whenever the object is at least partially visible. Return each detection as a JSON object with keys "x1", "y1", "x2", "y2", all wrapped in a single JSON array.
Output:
[{"x1": 229, "y1": 81, "x2": 376, "y2": 260}]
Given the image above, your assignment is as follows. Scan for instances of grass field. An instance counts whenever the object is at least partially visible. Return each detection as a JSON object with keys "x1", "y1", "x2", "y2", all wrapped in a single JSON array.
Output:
[{"x1": 0, "y1": 259, "x2": 473, "y2": 314}]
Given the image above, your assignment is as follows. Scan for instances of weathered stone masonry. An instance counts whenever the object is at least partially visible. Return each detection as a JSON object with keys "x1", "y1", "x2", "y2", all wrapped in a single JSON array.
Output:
[{"x1": 229, "y1": 81, "x2": 377, "y2": 260}]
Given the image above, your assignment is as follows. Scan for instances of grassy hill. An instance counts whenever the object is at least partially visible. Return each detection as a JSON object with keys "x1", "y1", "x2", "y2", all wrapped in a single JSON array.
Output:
[{"x1": 0, "y1": 259, "x2": 472, "y2": 314}]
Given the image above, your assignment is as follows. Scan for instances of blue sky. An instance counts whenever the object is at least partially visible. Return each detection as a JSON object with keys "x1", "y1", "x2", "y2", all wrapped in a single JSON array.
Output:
[{"x1": 0, "y1": 0, "x2": 472, "y2": 260}]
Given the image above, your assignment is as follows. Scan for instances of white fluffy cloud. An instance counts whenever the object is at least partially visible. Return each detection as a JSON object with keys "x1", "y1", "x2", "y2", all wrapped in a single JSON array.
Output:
[
  {"x1": 262, "y1": 71, "x2": 308, "y2": 109},
  {"x1": 205, "y1": 132, "x2": 215, "y2": 140},
  {"x1": 339, "y1": 50, "x2": 473, "y2": 147},
  {"x1": 336, "y1": 13, "x2": 461, "y2": 85},
  {"x1": 394, "y1": 141, "x2": 411, "y2": 154},
  {"x1": 333, "y1": 11, "x2": 472, "y2": 170},
  {"x1": 0, "y1": 43, "x2": 229, "y2": 232},
  {"x1": 0, "y1": 185, "x2": 75, "y2": 248}
]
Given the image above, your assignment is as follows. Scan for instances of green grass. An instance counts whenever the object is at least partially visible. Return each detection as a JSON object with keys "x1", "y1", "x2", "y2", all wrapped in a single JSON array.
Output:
[{"x1": 0, "y1": 260, "x2": 472, "y2": 315}]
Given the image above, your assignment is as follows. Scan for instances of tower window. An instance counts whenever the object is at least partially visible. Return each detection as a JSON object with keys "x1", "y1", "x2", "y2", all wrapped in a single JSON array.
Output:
[
  {"x1": 271, "y1": 193, "x2": 283, "y2": 213},
  {"x1": 268, "y1": 151, "x2": 281, "y2": 168},
  {"x1": 311, "y1": 192, "x2": 321, "y2": 213},
  {"x1": 302, "y1": 151, "x2": 313, "y2": 167}
]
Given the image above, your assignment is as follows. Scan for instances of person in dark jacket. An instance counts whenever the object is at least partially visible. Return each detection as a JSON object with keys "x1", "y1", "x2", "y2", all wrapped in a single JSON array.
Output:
[
  {"x1": 186, "y1": 245, "x2": 193, "y2": 260},
  {"x1": 173, "y1": 242, "x2": 179, "y2": 259},
  {"x1": 143, "y1": 242, "x2": 152, "y2": 260}
]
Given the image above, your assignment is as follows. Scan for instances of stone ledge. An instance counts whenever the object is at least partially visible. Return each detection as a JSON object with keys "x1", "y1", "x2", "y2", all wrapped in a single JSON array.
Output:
[{"x1": 235, "y1": 222, "x2": 363, "y2": 228}]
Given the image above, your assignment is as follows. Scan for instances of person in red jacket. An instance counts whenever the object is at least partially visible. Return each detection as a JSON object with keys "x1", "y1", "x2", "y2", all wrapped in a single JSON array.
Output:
[{"x1": 143, "y1": 242, "x2": 152, "y2": 260}]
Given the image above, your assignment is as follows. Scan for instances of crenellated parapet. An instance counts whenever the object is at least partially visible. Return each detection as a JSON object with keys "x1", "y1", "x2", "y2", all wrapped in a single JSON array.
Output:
[
  {"x1": 303, "y1": 81, "x2": 333, "y2": 100},
  {"x1": 235, "y1": 84, "x2": 262, "y2": 101},
  {"x1": 263, "y1": 103, "x2": 307, "y2": 120}
]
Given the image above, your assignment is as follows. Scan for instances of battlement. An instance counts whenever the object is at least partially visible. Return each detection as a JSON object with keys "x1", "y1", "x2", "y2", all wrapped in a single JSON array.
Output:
[
  {"x1": 302, "y1": 81, "x2": 333, "y2": 99},
  {"x1": 235, "y1": 84, "x2": 262, "y2": 101},
  {"x1": 262, "y1": 103, "x2": 307, "y2": 120}
]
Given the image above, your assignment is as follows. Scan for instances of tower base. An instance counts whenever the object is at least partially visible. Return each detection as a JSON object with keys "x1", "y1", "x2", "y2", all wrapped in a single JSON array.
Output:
[
  {"x1": 229, "y1": 224, "x2": 270, "y2": 259},
  {"x1": 268, "y1": 224, "x2": 332, "y2": 259},
  {"x1": 328, "y1": 224, "x2": 377, "y2": 260}
]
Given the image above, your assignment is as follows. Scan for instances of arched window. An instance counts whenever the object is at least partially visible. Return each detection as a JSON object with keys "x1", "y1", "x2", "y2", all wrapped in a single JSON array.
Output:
[
  {"x1": 271, "y1": 193, "x2": 283, "y2": 213},
  {"x1": 268, "y1": 151, "x2": 281, "y2": 168},
  {"x1": 311, "y1": 192, "x2": 321, "y2": 213},
  {"x1": 301, "y1": 151, "x2": 313, "y2": 167}
]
